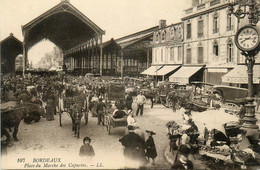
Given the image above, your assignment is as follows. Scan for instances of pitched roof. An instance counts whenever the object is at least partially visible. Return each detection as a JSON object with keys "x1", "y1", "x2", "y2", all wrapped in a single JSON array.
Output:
[
  {"x1": 22, "y1": 0, "x2": 104, "y2": 50},
  {"x1": 115, "y1": 26, "x2": 158, "y2": 49}
]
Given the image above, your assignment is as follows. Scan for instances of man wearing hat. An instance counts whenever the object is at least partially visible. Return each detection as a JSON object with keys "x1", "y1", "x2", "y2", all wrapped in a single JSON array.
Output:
[
  {"x1": 79, "y1": 137, "x2": 95, "y2": 158},
  {"x1": 124, "y1": 124, "x2": 147, "y2": 166},
  {"x1": 125, "y1": 92, "x2": 133, "y2": 111},
  {"x1": 171, "y1": 144, "x2": 193, "y2": 169},
  {"x1": 144, "y1": 130, "x2": 157, "y2": 165},
  {"x1": 119, "y1": 125, "x2": 144, "y2": 164},
  {"x1": 96, "y1": 98, "x2": 106, "y2": 125},
  {"x1": 136, "y1": 91, "x2": 146, "y2": 116},
  {"x1": 171, "y1": 154, "x2": 193, "y2": 169}
]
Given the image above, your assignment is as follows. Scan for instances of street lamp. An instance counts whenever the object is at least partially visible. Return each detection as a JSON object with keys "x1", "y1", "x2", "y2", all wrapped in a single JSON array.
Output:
[
  {"x1": 228, "y1": 0, "x2": 260, "y2": 25},
  {"x1": 229, "y1": 0, "x2": 260, "y2": 131}
]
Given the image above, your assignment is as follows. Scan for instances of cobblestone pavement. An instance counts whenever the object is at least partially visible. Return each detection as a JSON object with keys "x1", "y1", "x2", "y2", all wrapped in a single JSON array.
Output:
[{"x1": 3, "y1": 102, "x2": 260, "y2": 169}]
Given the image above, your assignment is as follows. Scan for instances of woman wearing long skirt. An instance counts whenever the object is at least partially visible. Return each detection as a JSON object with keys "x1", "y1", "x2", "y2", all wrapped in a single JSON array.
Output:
[
  {"x1": 45, "y1": 99, "x2": 54, "y2": 121},
  {"x1": 144, "y1": 130, "x2": 157, "y2": 165}
]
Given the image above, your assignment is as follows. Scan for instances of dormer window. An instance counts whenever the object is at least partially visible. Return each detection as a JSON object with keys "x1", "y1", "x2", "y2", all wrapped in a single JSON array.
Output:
[
  {"x1": 170, "y1": 28, "x2": 175, "y2": 40},
  {"x1": 161, "y1": 31, "x2": 166, "y2": 41},
  {"x1": 155, "y1": 33, "x2": 159, "y2": 42}
]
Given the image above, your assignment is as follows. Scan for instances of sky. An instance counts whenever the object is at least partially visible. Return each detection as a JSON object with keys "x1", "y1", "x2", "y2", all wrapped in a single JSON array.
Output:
[{"x1": 0, "y1": 0, "x2": 191, "y2": 66}]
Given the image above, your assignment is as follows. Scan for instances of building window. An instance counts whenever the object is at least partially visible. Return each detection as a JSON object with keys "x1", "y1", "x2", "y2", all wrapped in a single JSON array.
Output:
[
  {"x1": 178, "y1": 46, "x2": 182, "y2": 61},
  {"x1": 198, "y1": 46, "x2": 204, "y2": 64},
  {"x1": 156, "y1": 33, "x2": 159, "y2": 42},
  {"x1": 161, "y1": 31, "x2": 166, "y2": 41},
  {"x1": 161, "y1": 49, "x2": 163, "y2": 62},
  {"x1": 186, "y1": 48, "x2": 192, "y2": 64},
  {"x1": 170, "y1": 47, "x2": 174, "y2": 61},
  {"x1": 170, "y1": 28, "x2": 175, "y2": 40},
  {"x1": 198, "y1": 19, "x2": 204, "y2": 37},
  {"x1": 213, "y1": 13, "x2": 219, "y2": 34},
  {"x1": 227, "y1": 40, "x2": 233, "y2": 63},
  {"x1": 103, "y1": 55, "x2": 107, "y2": 69},
  {"x1": 227, "y1": 13, "x2": 232, "y2": 31},
  {"x1": 213, "y1": 41, "x2": 219, "y2": 56},
  {"x1": 187, "y1": 22, "x2": 191, "y2": 39},
  {"x1": 107, "y1": 54, "x2": 111, "y2": 69}
]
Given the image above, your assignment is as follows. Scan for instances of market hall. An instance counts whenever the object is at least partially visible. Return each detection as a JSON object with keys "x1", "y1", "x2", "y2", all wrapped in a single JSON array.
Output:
[
  {"x1": 21, "y1": 0, "x2": 105, "y2": 75},
  {"x1": 2, "y1": 0, "x2": 260, "y2": 169}
]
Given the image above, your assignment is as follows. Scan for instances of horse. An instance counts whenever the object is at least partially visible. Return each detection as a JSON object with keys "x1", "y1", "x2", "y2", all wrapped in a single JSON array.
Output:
[
  {"x1": 60, "y1": 95, "x2": 87, "y2": 138},
  {"x1": 1, "y1": 107, "x2": 27, "y2": 142},
  {"x1": 70, "y1": 103, "x2": 83, "y2": 139}
]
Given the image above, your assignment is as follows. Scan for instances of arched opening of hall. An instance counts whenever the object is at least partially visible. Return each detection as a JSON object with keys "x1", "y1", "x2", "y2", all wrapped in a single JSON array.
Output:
[{"x1": 22, "y1": 0, "x2": 105, "y2": 75}]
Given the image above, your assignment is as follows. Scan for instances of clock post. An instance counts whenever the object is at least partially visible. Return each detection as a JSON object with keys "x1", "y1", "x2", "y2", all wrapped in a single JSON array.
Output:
[{"x1": 229, "y1": 0, "x2": 260, "y2": 133}]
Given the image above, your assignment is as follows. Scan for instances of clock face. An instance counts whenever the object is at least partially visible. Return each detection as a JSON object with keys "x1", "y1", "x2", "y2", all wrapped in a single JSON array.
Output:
[{"x1": 235, "y1": 26, "x2": 260, "y2": 52}]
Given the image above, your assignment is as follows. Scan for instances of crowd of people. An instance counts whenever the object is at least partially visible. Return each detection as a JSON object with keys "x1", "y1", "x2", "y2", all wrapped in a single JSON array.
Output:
[
  {"x1": 1, "y1": 73, "x2": 152, "y2": 121},
  {"x1": 1, "y1": 73, "x2": 158, "y2": 166},
  {"x1": 3, "y1": 72, "x2": 259, "y2": 169}
]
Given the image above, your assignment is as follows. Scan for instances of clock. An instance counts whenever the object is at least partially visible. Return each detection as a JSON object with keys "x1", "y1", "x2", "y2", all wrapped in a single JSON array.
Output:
[{"x1": 235, "y1": 25, "x2": 260, "y2": 52}]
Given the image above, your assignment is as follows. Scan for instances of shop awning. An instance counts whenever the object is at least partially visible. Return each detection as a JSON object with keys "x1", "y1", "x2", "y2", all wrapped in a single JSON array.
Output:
[
  {"x1": 169, "y1": 66, "x2": 204, "y2": 84},
  {"x1": 155, "y1": 65, "x2": 181, "y2": 76},
  {"x1": 141, "y1": 65, "x2": 163, "y2": 75},
  {"x1": 222, "y1": 65, "x2": 260, "y2": 84}
]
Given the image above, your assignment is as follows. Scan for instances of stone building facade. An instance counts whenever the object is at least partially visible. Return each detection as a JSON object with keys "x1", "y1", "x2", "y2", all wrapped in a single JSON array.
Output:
[
  {"x1": 152, "y1": 20, "x2": 183, "y2": 66},
  {"x1": 146, "y1": 20, "x2": 183, "y2": 81},
  {"x1": 182, "y1": 0, "x2": 260, "y2": 85},
  {"x1": 182, "y1": 0, "x2": 239, "y2": 84}
]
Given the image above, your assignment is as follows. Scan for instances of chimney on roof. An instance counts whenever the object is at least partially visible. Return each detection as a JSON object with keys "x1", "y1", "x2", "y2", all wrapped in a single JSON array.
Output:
[
  {"x1": 159, "y1": 20, "x2": 166, "y2": 29},
  {"x1": 192, "y1": 0, "x2": 200, "y2": 6}
]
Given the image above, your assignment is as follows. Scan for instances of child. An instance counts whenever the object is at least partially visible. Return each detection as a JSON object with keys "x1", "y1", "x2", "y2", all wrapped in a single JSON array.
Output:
[
  {"x1": 144, "y1": 130, "x2": 157, "y2": 165},
  {"x1": 79, "y1": 137, "x2": 95, "y2": 158}
]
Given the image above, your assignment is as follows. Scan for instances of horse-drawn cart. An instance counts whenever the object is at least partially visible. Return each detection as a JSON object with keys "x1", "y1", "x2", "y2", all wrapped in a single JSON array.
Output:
[
  {"x1": 60, "y1": 93, "x2": 88, "y2": 138},
  {"x1": 104, "y1": 113, "x2": 127, "y2": 135},
  {"x1": 104, "y1": 82, "x2": 127, "y2": 135}
]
